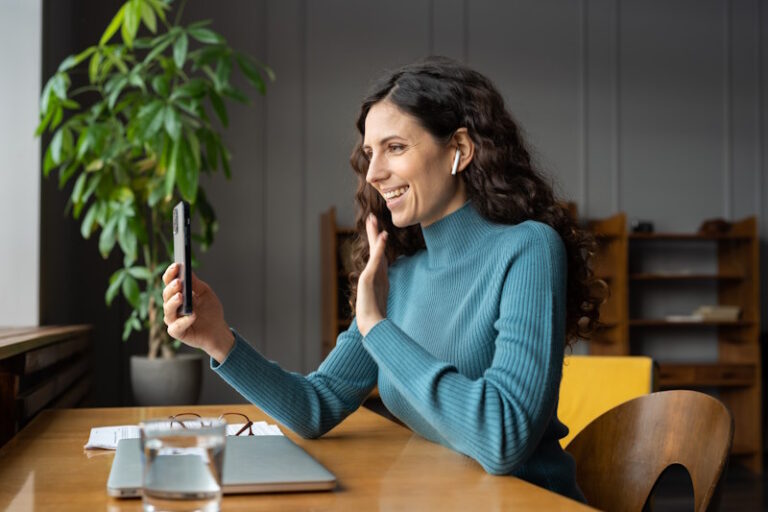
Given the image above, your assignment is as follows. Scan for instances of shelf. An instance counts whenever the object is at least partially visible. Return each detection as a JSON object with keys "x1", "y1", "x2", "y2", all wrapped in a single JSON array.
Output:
[
  {"x1": 732, "y1": 444, "x2": 759, "y2": 456},
  {"x1": 629, "y1": 319, "x2": 752, "y2": 327},
  {"x1": 629, "y1": 273, "x2": 744, "y2": 281},
  {"x1": 629, "y1": 232, "x2": 750, "y2": 241},
  {"x1": 658, "y1": 363, "x2": 756, "y2": 388}
]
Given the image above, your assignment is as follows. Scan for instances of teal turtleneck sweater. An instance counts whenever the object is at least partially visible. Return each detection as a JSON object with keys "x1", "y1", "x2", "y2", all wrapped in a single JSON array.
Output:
[{"x1": 212, "y1": 201, "x2": 585, "y2": 503}]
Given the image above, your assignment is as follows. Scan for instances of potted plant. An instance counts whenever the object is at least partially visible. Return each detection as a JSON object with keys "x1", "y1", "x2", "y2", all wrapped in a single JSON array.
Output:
[{"x1": 36, "y1": 0, "x2": 272, "y2": 405}]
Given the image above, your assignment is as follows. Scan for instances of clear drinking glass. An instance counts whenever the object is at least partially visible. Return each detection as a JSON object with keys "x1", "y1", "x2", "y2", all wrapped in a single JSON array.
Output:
[{"x1": 139, "y1": 417, "x2": 226, "y2": 512}]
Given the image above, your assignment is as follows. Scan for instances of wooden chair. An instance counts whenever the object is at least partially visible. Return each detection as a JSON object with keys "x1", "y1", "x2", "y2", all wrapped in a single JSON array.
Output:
[{"x1": 566, "y1": 390, "x2": 733, "y2": 512}]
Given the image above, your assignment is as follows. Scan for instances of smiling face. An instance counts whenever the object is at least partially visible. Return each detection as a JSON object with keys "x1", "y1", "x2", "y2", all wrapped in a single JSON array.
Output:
[{"x1": 363, "y1": 101, "x2": 467, "y2": 228}]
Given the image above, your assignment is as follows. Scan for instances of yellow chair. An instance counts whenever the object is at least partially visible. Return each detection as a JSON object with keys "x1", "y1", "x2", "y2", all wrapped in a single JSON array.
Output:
[{"x1": 558, "y1": 355, "x2": 655, "y2": 447}]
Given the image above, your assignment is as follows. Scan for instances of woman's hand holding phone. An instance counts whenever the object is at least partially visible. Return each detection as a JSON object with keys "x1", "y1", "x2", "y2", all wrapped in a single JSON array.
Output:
[{"x1": 162, "y1": 264, "x2": 235, "y2": 362}]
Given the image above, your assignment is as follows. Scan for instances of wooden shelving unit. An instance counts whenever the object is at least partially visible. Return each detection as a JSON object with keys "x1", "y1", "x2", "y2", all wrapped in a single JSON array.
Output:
[
  {"x1": 320, "y1": 207, "x2": 356, "y2": 358},
  {"x1": 587, "y1": 213, "x2": 629, "y2": 355},
  {"x1": 586, "y1": 215, "x2": 762, "y2": 473}
]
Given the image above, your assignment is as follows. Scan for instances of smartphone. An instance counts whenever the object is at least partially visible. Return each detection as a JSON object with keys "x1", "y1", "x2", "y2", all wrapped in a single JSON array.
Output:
[{"x1": 173, "y1": 201, "x2": 193, "y2": 315}]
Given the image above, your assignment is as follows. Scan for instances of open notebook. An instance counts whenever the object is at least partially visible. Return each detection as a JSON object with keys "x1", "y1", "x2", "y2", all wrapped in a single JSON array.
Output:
[{"x1": 107, "y1": 436, "x2": 336, "y2": 497}]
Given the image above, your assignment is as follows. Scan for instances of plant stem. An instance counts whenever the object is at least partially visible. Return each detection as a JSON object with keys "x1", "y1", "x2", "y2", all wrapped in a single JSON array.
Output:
[{"x1": 173, "y1": 0, "x2": 189, "y2": 26}]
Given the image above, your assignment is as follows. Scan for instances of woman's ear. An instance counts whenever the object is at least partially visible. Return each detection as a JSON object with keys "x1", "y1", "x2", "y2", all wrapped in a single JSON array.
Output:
[{"x1": 451, "y1": 128, "x2": 475, "y2": 174}]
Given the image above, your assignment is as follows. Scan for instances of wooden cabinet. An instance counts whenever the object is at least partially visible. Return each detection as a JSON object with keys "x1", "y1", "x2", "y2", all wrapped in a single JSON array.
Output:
[{"x1": 587, "y1": 215, "x2": 762, "y2": 472}]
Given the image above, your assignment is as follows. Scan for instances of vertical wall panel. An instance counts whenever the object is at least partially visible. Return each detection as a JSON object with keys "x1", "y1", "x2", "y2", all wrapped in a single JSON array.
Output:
[
  {"x1": 585, "y1": 0, "x2": 618, "y2": 218},
  {"x1": 432, "y1": 0, "x2": 467, "y2": 61},
  {"x1": 468, "y1": 0, "x2": 583, "y2": 203},
  {"x1": 730, "y1": 0, "x2": 761, "y2": 220},
  {"x1": 619, "y1": 0, "x2": 725, "y2": 232},
  {"x1": 264, "y1": 0, "x2": 306, "y2": 372}
]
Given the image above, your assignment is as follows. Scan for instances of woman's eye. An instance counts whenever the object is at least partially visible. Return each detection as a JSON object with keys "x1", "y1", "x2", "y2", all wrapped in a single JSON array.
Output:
[{"x1": 389, "y1": 144, "x2": 405, "y2": 152}]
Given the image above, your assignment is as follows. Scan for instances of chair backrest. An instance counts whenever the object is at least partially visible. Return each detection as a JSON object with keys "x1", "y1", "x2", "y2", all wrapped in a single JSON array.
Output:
[
  {"x1": 566, "y1": 390, "x2": 733, "y2": 512},
  {"x1": 558, "y1": 355, "x2": 655, "y2": 447}
]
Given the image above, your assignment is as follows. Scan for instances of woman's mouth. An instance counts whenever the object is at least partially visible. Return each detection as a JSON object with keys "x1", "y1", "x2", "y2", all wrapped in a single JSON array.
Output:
[{"x1": 383, "y1": 186, "x2": 409, "y2": 209}]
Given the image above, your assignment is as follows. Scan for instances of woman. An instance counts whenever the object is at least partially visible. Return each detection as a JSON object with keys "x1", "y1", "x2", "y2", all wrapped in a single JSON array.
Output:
[{"x1": 162, "y1": 56, "x2": 601, "y2": 503}]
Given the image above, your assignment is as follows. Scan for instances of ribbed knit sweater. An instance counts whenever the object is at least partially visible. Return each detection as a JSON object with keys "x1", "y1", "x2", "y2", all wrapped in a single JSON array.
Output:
[{"x1": 212, "y1": 201, "x2": 585, "y2": 502}]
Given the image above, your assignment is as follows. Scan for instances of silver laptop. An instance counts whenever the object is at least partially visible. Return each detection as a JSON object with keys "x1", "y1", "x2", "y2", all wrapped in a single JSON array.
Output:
[{"x1": 107, "y1": 436, "x2": 336, "y2": 497}]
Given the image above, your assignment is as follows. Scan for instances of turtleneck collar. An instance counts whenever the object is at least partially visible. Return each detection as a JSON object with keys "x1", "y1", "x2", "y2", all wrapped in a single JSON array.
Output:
[{"x1": 420, "y1": 201, "x2": 495, "y2": 267}]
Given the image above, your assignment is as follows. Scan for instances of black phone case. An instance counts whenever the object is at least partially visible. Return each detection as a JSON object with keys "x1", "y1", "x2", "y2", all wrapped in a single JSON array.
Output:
[{"x1": 173, "y1": 201, "x2": 193, "y2": 315}]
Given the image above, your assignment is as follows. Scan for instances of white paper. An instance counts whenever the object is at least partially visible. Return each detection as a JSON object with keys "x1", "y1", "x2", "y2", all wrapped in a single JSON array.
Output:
[{"x1": 84, "y1": 422, "x2": 283, "y2": 450}]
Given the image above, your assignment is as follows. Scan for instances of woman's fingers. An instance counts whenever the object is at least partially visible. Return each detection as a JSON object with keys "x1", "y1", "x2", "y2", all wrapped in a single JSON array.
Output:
[
  {"x1": 162, "y1": 278, "x2": 180, "y2": 302},
  {"x1": 163, "y1": 291, "x2": 182, "y2": 324},
  {"x1": 162, "y1": 263, "x2": 179, "y2": 285},
  {"x1": 167, "y1": 312, "x2": 197, "y2": 340},
  {"x1": 365, "y1": 214, "x2": 379, "y2": 249},
  {"x1": 363, "y1": 230, "x2": 388, "y2": 279}
]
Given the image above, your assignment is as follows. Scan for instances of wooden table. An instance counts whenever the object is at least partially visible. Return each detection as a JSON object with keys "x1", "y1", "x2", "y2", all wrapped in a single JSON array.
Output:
[{"x1": 0, "y1": 404, "x2": 595, "y2": 511}]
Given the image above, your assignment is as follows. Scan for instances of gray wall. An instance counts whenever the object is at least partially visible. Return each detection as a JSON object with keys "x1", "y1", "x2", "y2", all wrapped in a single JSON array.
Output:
[
  {"x1": 0, "y1": 0, "x2": 41, "y2": 326},
  {"x1": 181, "y1": 0, "x2": 768, "y2": 403},
  {"x1": 30, "y1": 0, "x2": 767, "y2": 405}
]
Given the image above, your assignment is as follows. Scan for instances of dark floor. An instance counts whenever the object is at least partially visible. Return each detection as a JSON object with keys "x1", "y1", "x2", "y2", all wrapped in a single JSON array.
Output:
[{"x1": 652, "y1": 455, "x2": 767, "y2": 511}]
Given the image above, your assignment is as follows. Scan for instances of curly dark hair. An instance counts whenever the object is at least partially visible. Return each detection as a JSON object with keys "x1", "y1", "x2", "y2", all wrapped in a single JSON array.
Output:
[{"x1": 347, "y1": 56, "x2": 604, "y2": 347}]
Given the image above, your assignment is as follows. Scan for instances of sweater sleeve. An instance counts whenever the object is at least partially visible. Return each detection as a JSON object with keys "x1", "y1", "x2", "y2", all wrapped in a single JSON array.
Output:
[
  {"x1": 211, "y1": 318, "x2": 378, "y2": 438},
  {"x1": 362, "y1": 226, "x2": 566, "y2": 475}
]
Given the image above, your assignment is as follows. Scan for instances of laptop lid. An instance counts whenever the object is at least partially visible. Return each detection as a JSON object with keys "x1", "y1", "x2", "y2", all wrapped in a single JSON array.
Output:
[{"x1": 107, "y1": 436, "x2": 336, "y2": 497}]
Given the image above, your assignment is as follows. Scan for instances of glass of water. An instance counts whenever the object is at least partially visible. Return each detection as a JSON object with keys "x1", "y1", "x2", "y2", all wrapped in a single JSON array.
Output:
[{"x1": 139, "y1": 417, "x2": 226, "y2": 512}]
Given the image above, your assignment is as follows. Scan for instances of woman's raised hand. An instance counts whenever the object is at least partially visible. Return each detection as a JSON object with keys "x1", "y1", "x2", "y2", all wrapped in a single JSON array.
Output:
[
  {"x1": 355, "y1": 214, "x2": 389, "y2": 336},
  {"x1": 161, "y1": 263, "x2": 235, "y2": 362}
]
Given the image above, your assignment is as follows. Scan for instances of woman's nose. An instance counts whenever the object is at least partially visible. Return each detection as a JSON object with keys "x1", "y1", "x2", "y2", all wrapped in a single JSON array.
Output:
[{"x1": 365, "y1": 153, "x2": 388, "y2": 185}]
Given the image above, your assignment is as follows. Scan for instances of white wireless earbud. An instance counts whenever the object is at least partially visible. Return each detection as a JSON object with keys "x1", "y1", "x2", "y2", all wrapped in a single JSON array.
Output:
[{"x1": 451, "y1": 149, "x2": 461, "y2": 176}]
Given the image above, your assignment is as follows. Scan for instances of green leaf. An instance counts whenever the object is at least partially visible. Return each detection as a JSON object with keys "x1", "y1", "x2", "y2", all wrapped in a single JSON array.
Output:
[
  {"x1": 106, "y1": 268, "x2": 125, "y2": 306},
  {"x1": 122, "y1": 274, "x2": 140, "y2": 309},
  {"x1": 122, "y1": 0, "x2": 142, "y2": 48},
  {"x1": 107, "y1": 76, "x2": 128, "y2": 110},
  {"x1": 43, "y1": 146, "x2": 55, "y2": 177},
  {"x1": 76, "y1": 128, "x2": 93, "y2": 160},
  {"x1": 170, "y1": 78, "x2": 206, "y2": 101},
  {"x1": 176, "y1": 138, "x2": 198, "y2": 202},
  {"x1": 128, "y1": 266, "x2": 153, "y2": 280},
  {"x1": 72, "y1": 172, "x2": 86, "y2": 204},
  {"x1": 208, "y1": 91, "x2": 227, "y2": 127},
  {"x1": 215, "y1": 56, "x2": 232, "y2": 89},
  {"x1": 163, "y1": 106, "x2": 181, "y2": 140},
  {"x1": 58, "y1": 46, "x2": 97, "y2": 72},
  {"x1": 100, "y1": 4, "x2": 126, "y2": 46},
  {"x1": 82, "y1": 174, "x2": 102, "y2": 204},
  {"x1": 35, "y1": 107, "x2": 54, "y2": 137},
  {"x1": 140, "y1": 0, "x2": 157, "y2": 33},
  {"x1": 119, "y1": 229, "x2": 138, "y2": 267},
  {"x1": 81, "y1": 203, "x2": 99, "y2": 239},
  {"x1": 151, "y1": 75, "x2": 170, "y2": 97},
  {"x1": 58, "y1": 161, "x2": 79, "y2": 189},
  {"x1": 173, "y1": 32, "x2": 188, "y2": 69},
  {"x1": 51, "y1": 128, "x2": 64, "y2": 164},
  {"x1": 146, "y1": 103, "x2": 166, "y2": 138},
  {"x1": 235, "y1": 53, "x2": 266, "y2": 94},
  {"x1": 165, "y1": 137, "x2": 180, "y2": 197},
  {"x1": 122, "y1": 318, "x2": 133, "y2": 341},
  {"x1": 188, "y1": 27, "x2": 224, "y2": 44},
  {"x1": 99, "y1": 215, "x2": 118, "y2": 258},
  {"x1": 148, "y1": 180, "x2": 166, "y2": 206},
  {"x1": 51, "y1": 74, "x2": 68, "y2": 100},
  {"x1": 88, "y1": 52, "x2": 102, "y2": 83},
  {"x1": 143, "y1": 36, "x2": 172, "y2": 64}
]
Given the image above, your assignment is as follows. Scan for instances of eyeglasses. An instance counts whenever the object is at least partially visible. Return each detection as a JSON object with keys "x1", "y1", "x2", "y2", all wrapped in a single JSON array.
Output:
[{"x1": 168, "y1": 412, "x2": 255, "y2": 436}]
